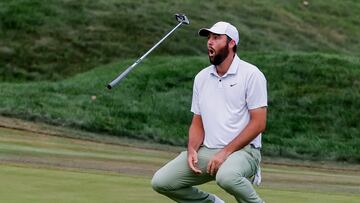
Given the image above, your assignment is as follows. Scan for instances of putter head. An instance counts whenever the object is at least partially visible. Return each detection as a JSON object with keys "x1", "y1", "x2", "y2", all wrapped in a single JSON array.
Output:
[{"x1": 175, "y1": 14, "x2": 190, "y2": 25}]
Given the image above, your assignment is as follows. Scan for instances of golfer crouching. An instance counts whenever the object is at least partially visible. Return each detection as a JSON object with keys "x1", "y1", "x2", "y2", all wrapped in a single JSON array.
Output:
[{"x1": 152, "y1": 21, "x2": 267, "y2": 203}]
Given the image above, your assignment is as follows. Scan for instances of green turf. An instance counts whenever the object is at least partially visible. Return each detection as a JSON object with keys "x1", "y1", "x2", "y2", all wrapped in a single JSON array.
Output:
[
  {"x1": 0, "y1": 165, "x2": 164, "y2": 203},
  {"x1": 1, "y1": 126, "x2": 359, "y2": 203},
  {"x1": 1, "y1": 164, "x2": 359, "y2": 203}
]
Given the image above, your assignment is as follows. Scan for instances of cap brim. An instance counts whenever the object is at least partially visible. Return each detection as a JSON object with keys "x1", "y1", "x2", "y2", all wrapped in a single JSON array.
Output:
[
  {"x1": 198, "y1": 28, "x2": 211, "y2": 37},
  {"x1": 199, "y1": 28, "x2": 227, "y2": 37}
]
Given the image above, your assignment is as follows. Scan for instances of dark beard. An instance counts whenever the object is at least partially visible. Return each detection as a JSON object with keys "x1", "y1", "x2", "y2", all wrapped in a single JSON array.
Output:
[{"x1": 209, "y1": 43, "x2": 229, "y2": 65}]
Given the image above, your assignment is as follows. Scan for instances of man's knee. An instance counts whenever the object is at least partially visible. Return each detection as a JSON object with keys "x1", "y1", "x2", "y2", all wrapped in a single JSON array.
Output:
[
  {"x1": 151, "y1": 170, "x2": 167, "y2": 193},
  {"x1": 151, "y1": 168, "x2": 179, "y2": 194},
  {"x1": 216, "y1": 169, "x2": 245, "y2": 190}
]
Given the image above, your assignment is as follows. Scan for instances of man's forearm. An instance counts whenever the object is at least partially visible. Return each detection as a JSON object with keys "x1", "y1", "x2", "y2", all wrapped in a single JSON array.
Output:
[
  {"x1": 187, "y1": 115, "x2": 205, "y2": 152},
  {"x1": 223, "y1": 107, "x2": 267, "y2": 156},
  {"x1": 222, "y1": 121, "x2": 263, "y2": 156},
  {"x1": 188, "y1": 125, "x2": 204, "y2": 152}
]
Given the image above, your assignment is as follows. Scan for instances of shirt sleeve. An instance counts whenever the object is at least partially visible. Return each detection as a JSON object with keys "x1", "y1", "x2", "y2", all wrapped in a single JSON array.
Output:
[
  {"x1": 246, "y1": 69, "x2": 268, "y2": 110},
  {"x1": 190, "y1": 77, "x2": 201, "y2": 115}
]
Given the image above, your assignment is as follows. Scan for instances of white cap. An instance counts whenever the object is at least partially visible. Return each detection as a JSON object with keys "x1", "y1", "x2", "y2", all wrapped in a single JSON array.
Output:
[{"x1": 199, "y1": 21, "x2": 239, "y2": 45}]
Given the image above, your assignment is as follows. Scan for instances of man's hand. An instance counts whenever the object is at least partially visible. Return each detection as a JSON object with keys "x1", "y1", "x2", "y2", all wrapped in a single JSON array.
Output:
[
  {"x1": 187, "y1": 149, "x2": 202, "y2": 174},
  {"x1": 207, "y1": 150, "x2": 229, "y2": 176}
]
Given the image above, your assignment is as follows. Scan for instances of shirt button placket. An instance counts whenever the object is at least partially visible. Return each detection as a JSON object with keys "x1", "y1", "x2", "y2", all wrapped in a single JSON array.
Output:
[{"x1": 218, "y1": 78, "x2": 223, "y2": 88}]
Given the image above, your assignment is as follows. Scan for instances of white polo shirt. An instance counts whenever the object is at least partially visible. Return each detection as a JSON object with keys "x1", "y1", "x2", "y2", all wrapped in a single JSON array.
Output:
[{"x1": 191, "y1": 55, "x2": 267, "y2": 148}]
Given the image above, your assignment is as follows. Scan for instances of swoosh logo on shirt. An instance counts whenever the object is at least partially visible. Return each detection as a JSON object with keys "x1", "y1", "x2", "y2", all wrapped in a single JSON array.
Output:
[{"x1": 230, "y1": 83, "x2": 237, "y2": 87}]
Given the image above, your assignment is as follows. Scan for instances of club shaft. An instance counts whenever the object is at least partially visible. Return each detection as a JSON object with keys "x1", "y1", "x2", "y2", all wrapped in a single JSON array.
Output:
[{"x1": 107, "y1": 21, "x2": 183, "y2": 89}]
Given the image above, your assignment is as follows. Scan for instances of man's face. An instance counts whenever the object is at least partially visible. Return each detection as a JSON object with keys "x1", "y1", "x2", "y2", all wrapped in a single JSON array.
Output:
[{"x1": 207, "y1": 33, "x2": 229, "y2": 65}]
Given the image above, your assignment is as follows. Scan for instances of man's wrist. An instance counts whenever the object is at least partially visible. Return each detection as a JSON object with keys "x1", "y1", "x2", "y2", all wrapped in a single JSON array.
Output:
[
  {"x1": 221, "y1": 146, "x2": 234, "y2": 157},
  {"x1": 187, "y1": 146, "x2": 197, "y2": 153}
]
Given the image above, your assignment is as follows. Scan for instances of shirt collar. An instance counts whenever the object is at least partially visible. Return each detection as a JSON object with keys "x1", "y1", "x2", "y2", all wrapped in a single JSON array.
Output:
[{"x1": 210, "y1": 54, "x2": 240, "y2": 78}]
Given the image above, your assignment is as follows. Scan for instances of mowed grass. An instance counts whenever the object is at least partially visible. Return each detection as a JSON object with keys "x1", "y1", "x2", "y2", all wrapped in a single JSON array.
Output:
[
  {"x1": 0, "y1": 124, "x2": 359, "y2": 203},
  {"x1": 0, "y1": 165, "x2": 167, "y2": 203},
  {"x1": 1, "y1": 165, "x2": 359, "y2": 203}
]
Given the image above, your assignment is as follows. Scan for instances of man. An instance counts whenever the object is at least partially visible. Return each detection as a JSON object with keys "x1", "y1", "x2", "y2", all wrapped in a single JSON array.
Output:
[{"x1": 151, "y1": 21, "x2": 267, "y2": 203}]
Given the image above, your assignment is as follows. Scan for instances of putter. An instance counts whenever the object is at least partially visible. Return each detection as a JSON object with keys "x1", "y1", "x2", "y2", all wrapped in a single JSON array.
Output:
[{"x1": 107, "y1": 13, "x2": 190, "y2": 89}]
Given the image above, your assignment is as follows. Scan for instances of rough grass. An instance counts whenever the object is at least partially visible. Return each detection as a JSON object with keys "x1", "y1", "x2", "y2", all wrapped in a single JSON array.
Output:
[
  {"x1": 0, "y1": 53, "x2": 359, "y2": 163},
  {"x1": 1, "y1": 0, "x2": 360, "y2": 81}
]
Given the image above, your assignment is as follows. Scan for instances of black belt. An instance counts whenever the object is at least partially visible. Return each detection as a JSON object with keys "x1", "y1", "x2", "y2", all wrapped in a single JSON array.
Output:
[{"x1": 250, "y1": 144, "x2": 261, "y2": 149}]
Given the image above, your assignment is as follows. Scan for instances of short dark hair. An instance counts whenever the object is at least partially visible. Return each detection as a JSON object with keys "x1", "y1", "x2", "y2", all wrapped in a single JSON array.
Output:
[{"x1": 227, "y1": 36, "x2": 237, "y2": 53}]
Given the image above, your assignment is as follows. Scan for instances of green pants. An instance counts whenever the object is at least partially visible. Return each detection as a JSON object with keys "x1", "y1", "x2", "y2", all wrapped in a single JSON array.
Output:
[{"x1": 151, "y1": 145, "x2": 263, "y2": 203}]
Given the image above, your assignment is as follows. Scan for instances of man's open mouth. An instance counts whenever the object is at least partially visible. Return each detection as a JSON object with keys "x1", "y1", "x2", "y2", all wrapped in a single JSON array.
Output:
[{"x1": 208, "y1": 48, "x2": 215, "y2": 57}]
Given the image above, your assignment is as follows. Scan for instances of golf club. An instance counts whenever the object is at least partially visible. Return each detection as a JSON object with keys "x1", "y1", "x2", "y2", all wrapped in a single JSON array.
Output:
[{"x1": 107, "y1": 13, "x2": 190, "y2": 89}]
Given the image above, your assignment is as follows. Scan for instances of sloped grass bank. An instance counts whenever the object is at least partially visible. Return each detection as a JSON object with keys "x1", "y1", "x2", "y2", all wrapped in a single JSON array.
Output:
[
  {"x1": 1, "y1": 0, "x2": 360, "y2": 81},
  {"x1": 0, "y1": 52, "x2": 359, "y2": 162}
]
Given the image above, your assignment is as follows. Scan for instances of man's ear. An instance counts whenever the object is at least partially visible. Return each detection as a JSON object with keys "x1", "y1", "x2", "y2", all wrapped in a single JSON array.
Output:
[{"x1": 229, "y1": 40, "x2": 236, "y2": 50}]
